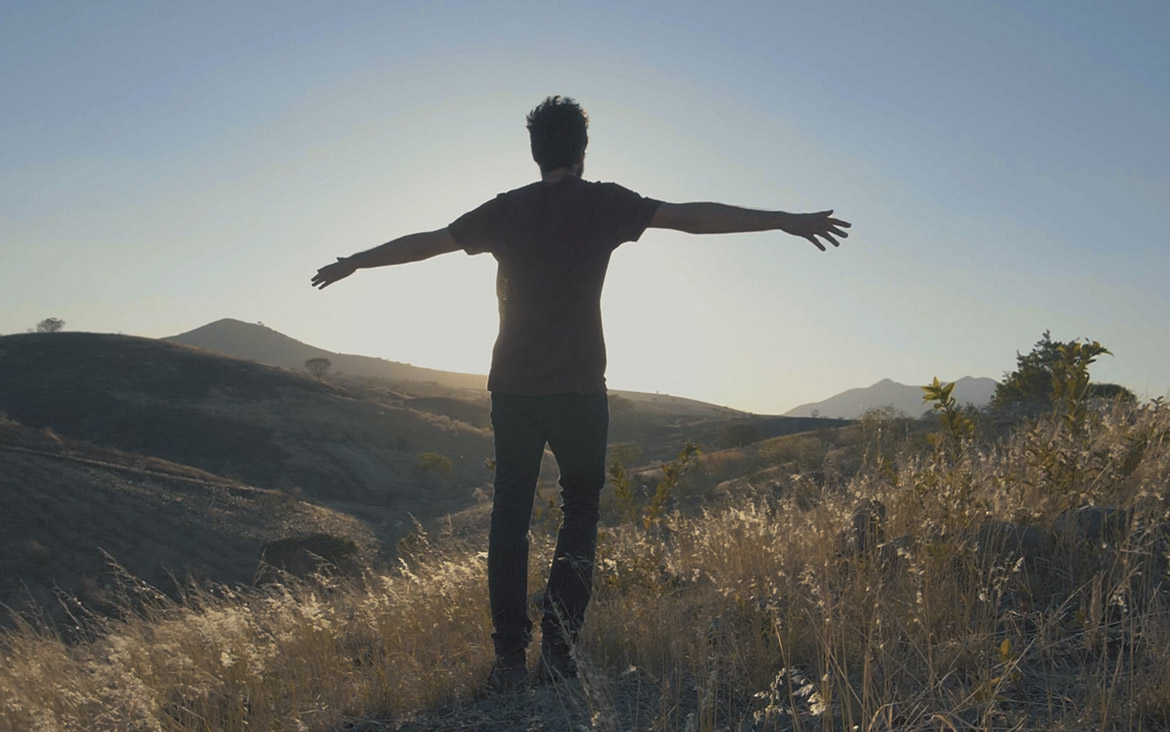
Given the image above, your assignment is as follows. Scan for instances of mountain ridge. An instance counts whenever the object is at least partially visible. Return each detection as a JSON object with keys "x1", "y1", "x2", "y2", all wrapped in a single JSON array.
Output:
[
  {"x1": 167, "y1": 318, "x2": 750, "y2": 417},
  {"x1": 784, "y1": 375, "x2": 998, "y2": 419},
  {"x1": 167, "y1": 318, "x2": 488, "y2": 391}
]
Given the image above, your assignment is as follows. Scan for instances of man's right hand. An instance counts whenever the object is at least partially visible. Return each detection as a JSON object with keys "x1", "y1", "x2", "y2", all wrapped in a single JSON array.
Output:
[{"x1": 311, "y1": 257, "x2": 358, "y2": 289}]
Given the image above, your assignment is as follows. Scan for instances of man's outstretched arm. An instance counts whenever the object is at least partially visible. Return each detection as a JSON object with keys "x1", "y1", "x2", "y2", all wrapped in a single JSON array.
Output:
[
  {"x1": 649, "y1": 202, "x2": 850, "y2": 251},
  {"x1": 311, "y1": 228, "x2": 461, "y2": 289}
]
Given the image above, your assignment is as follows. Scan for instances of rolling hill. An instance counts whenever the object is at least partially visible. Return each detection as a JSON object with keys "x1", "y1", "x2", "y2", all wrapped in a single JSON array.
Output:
[
  {"x1": 0, "y1": 418, "x2": 376, "y2": 628},
  {"x1": 0, "y1": 329, "x2": 847, "y2": 631},
  {"x1": 167, "y1": 318, "x2": 747, "y2": 417},
  {"x1": 0, "y1": 333, "x2": 495, "y2": 509},
  {"x1": 162, "y1": 318, "x2": 838, "y2": 460},
  {"x1": 167, "y1": 318, "x2": 487, "y2": 391}
]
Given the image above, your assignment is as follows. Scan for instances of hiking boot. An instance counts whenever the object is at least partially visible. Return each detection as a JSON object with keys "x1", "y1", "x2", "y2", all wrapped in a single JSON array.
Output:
[
  {"x1": 485, "y1": 655, "x2": 528, "y2": 694},
  {"x1": 534, "y1": 640, "x2": 577, "y2": 684}
]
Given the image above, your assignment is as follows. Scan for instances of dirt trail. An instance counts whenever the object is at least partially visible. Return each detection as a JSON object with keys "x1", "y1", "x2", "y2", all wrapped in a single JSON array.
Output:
[{"x1": 0, "y1": 442, "x2": 237, "y2": 488}]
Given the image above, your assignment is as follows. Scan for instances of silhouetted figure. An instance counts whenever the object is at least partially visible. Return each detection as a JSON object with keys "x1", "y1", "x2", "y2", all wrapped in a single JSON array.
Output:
[{"x1": 312, "y1": 96, "x2": 850, "y2": 692}]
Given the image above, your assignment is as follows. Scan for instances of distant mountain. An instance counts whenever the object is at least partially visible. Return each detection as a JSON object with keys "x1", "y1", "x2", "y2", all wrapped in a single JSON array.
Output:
[
  {"x1": 167, "y1": 318, "x2": 487, "y2": 391},
  {"x1": 784, "y1": 376, "x2": 998, "y2": 419}
]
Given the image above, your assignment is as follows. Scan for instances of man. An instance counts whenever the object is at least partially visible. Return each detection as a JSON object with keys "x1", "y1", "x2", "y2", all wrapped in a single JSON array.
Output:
[{"x1": 312, "y1": 96, "x2": 849, "y2": 692}]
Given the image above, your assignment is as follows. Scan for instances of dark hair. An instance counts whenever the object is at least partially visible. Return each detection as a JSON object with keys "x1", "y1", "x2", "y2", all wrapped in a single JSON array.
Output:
[{"x1": 526, "y1": 96, "x2": 588, "y2": 173}]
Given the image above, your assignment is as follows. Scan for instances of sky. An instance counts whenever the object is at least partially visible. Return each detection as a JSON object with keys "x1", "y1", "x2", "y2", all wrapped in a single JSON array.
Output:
[{"x1": 2, "y1": 0, "x2": 1167, "y2": 414}]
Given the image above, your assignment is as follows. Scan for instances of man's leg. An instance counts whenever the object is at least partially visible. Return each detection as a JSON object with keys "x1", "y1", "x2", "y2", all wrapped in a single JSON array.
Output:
[
  {"x1": 540, "y1": 393, "x2": 609, "y2": 658},
  {"x1": 488, "y1": 394, "x2": 546, "y2": 664}
]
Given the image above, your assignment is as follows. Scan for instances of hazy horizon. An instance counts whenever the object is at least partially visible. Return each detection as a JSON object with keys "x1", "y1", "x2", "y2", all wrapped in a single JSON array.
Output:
[
  {"x1": 0, "y1": 316, "x2": 1043, "y2": 418},
  {"x1": 168, "y1": 316, "x2": 1004, "y2": 414},
  {"x1": 3, "y1": 2, "x2": 1168, "y2": 413}
]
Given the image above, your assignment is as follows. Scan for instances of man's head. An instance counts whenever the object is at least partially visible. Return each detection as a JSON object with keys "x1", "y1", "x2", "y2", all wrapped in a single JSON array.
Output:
[{"x1": 526, "y1": 96, "x2": 588, "y2": 175}]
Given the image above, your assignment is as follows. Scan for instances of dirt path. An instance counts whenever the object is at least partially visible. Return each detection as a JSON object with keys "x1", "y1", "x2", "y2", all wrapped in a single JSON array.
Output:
[{"x1": 0, "y1": 442, "x2": 237, "y2": 488}]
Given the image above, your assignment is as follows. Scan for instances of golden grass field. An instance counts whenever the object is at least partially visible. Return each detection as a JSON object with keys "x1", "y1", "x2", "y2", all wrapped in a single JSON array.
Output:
[{"x1": 3, "y1": 394, "x2": 1168, "y2": 731}]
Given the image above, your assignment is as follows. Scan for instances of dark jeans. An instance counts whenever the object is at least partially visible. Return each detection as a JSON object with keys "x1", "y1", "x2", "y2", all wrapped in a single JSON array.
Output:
[{"x1": 488, "y1": 392, "x2": 609, "y2": 659}]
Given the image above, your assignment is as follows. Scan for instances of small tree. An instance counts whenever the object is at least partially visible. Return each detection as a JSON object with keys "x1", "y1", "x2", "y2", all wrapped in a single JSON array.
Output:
[
  {"x1": 1088, "y1": 382, "x2": 1136, "y2": 404},
  {"x1": 414, "y1": 452, "x2": 452, "y2": 494},
  {"x1": 993, "y1": 331, "x2": 1123, "y2": 422},
  {"x1": 922, "y1": 377, "x2": 975, "y2": 454},
  {"x1": 304, "y1": 357, "x2": 331, "y2": 381},
  {"x1": 1050, "y1": 339, "x2": 1111, "y2": 433},
  {"x1": 608, "y1": 442, "x2": 699, "y2": 529},
  {"x1": 992, "y1": 330, "x2": 1063, "y2": 415},
  {"x1": 719, "y1": 421, "x2": 763, "y2": 449},
  {"x1": 35, "y1": 317, "x2": 64, "y2": 333}
]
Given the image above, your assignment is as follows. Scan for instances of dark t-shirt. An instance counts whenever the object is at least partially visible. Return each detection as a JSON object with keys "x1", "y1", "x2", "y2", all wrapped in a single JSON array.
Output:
[{"x1": 449, "y1": 176, "x2": 661, "y2": 394}]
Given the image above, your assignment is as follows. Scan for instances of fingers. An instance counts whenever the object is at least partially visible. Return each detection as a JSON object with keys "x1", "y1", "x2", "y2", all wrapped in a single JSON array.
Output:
[
  {"x1": 311, "y1": 269, "x2": 337, "y2": 289},
  {"x1": 804, "y1": 235, "x2": 826, "y2": 252},
  {"x1": 816, "y1": 212, "x2": 850, "y2": 247},
  {"x1": 804, "y1": 213, "x2": 851, "y2": 238},
  {"x1": 312, "y1": 260, "x2": 353, "y2": 289},
  {"x1": 313, "y1": 273, "x2": 339, "y2": 289}
]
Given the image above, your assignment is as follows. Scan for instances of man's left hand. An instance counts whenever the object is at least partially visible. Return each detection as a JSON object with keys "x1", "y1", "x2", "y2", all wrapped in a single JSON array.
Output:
[{"x1": 311, "y1": 257, "x2": 357, "y2": 289}]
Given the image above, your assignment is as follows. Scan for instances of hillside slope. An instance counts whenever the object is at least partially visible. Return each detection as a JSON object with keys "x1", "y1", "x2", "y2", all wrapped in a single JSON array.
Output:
[
  {"x1": 0, "y1": 419, "x2": 376, "y2": 628},
  {"x1": 167, "y1": 318, "x2": 487, "y2": 391},
  {"x1": 0, "y1": 333, "x2": 494, "y2": 513},
  {"x1": 163, "y1": 319, "x2": 829, "y2": 462}
]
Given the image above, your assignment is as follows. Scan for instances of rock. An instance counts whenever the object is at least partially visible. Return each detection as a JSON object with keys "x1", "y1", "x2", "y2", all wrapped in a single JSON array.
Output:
[
  {"x1": 852, "y1": 499, "x2": 887, "y2": 554},
  {"x1": 258, "y1": 532, "x2": 361, "y2": 580},
  {"x1": 974, "y1": 521, "x2": 1053, "y2": 567},
  {"x1": 876, "y1": 534, "x2": 916, "y2": 572},
  {"x1": 836, "y1": 498, "x2": 889, "y2": 559},
  {"x1": 1052, "y1": 506, "x2": 1131, "y2": 546}
]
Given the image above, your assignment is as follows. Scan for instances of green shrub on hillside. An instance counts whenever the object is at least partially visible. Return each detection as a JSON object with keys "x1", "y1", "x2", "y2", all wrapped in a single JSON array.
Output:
[{"x1": 993, "y1": 331, "x2": 1135, "y2": 420}]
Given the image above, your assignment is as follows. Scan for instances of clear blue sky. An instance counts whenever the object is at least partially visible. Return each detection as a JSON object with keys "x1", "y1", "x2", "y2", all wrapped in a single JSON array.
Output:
[{"x1": 3, "y1": 1, "x2": 1167, "y2": 413}]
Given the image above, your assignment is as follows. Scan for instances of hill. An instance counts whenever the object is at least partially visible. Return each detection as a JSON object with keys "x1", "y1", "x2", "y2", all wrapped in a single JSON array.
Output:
[
  {"x1": 168, "y1": 319, "x2": 748, "y2": 417},
  {"x1": 0, "y1": 330, "x2": 844, "y2": 633},
  {"x1": 784, "y1": 376, "x2": 998, "y2": 418},
  {"x1": 167, "y1": 318, "x2": 487, "y2": 391},
  {"x1": 0, "y1": 333, "x2": 495, "y2": 514},
  {"x1": 164, "y1": 319, "x2": 834, "y2": 461},
  {"x1": 0, "y1": 418, "x2": 375, "y2": 628}
]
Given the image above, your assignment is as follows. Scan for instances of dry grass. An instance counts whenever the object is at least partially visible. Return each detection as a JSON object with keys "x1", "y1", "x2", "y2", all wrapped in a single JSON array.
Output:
[
  {"x1": 1, "y1": 551, "x2": 496, "y2": 731},
  {"x1": 3, "y1": 400, "x2": 1169, "y2": 731}
]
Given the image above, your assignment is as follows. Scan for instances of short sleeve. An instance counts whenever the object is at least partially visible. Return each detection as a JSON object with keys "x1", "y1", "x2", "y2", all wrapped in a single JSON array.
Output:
[
  {"x1": 597, "y1": 183, "x2": 661, "y2": 246},
  {"x1": 449, "y1": 193, "x2": 510, "y2": 255}
]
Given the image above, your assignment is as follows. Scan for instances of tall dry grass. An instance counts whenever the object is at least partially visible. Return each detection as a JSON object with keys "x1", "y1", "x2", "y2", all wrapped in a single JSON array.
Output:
[{"x1": 2, "y1": 399, "x2": 1168, "y2": 731}]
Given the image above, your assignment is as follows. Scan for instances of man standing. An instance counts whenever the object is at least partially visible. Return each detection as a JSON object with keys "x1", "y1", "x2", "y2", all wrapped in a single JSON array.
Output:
[{"x1": 312, "y1": 96, "x2": 849, "y2": 692}]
